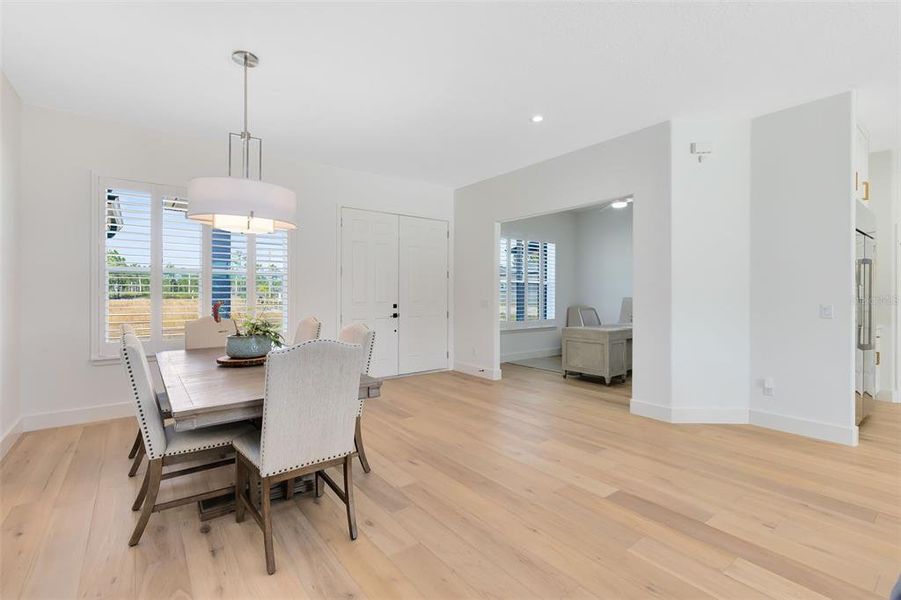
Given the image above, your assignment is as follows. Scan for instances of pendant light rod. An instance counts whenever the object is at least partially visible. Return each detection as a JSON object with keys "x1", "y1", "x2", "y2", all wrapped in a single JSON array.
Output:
[
  {"x1": 243, "y1": 56, "x2": 249, "y2": 178},
  {"x1": 231, "y1": 50, "x2": 259, "y2": 179},
  {"x1": 243, "y1": 53, "x2": 249, "y2": 137}
]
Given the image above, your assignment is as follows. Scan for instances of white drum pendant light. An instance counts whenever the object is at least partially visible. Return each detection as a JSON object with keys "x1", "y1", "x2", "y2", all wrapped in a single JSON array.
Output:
[{"x1": 188, "y1": 51, "x2": 296, "y2": 234}]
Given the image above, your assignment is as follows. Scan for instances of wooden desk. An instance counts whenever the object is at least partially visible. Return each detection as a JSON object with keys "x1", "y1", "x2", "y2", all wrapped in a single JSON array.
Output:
[
  {"x1": 562, "y1": 325, "x2": 633, "y2": 384},
  {"x1": 157, "y1": 348, "x2": 382, "y2": 432}
]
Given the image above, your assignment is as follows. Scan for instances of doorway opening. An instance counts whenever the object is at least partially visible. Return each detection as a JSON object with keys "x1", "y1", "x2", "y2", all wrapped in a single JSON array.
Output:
[
  {"x1": 496, "y1": 196, "x2": 634, "y2": 395},
  {"x1": 852, "y1": 141, "x2": 901, "y2": 440}
]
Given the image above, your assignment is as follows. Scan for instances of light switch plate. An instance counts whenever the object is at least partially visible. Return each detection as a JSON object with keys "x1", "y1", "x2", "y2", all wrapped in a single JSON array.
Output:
[{"x1": 818, "y1": 304, "x2": 834, "y2": 319}]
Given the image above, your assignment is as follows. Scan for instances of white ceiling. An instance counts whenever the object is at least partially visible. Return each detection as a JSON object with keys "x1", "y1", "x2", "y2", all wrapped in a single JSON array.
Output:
[{"x1": 2, "y1": 2, "x2": 898, "y2": 187}]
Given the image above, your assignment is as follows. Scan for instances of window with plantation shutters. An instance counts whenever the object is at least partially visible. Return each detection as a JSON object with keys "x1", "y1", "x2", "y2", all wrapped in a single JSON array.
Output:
[
  {"x1": 92, "y1": 176, "x2": 292, "y2": 360},
  {"x1": 498, "y1": 237, "x2": 556, "y2": 328},
  {"x1": 104, "y1": 185, "x2": 153, "y2": 341},
  {"x1": 255, "y1": 230, "x2": 289, "y2": 333},
  {"x1": 162, "y1": 195, "x2": 202, "y2": 339},
  {"x1": 210, "y1": 229, "x2": 249, "y2": 321}
]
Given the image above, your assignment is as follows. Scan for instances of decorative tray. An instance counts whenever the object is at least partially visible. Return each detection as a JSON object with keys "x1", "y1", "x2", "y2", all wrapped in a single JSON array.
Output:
[{"x1": 216, "y1": 355, "x2": 267, "y2": 368}]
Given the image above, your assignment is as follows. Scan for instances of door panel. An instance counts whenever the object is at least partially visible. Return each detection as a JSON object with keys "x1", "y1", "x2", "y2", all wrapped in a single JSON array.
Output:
[
  {"x1": 399, "y1": 216, "x2": 449, "y2": 374},
  {"x1": 341, "y1": 208, "x2": 399, "y2": 377}
]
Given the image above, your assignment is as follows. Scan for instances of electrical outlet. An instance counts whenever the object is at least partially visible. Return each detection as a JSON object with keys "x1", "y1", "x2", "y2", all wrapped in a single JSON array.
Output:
[
  {"x1": 762, "y1": 377, "x2": 775, "y2": 397},
  {"x1": 818, "y1": 304, "x2": 834, "y2": 319}
]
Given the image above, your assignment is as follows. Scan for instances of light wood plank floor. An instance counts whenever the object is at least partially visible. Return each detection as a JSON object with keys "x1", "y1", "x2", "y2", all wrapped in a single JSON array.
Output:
[{"x1": 2, "y1": 365, "x2": 899, "y2": 599}]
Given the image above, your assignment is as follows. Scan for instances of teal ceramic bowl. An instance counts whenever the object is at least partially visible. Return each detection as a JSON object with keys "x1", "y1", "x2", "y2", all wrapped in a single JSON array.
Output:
[{"x1": 225, "y1": 335, "x2": 273, "y2": 359}]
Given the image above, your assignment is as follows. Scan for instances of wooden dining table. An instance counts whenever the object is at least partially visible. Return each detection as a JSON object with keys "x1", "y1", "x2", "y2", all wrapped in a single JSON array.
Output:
[
  {"x1": 155, "y1": 347, "x2": 382, "y2": 519},
  {"x1": 157, "y1": 347, "x2": 383, "y2": 431}
]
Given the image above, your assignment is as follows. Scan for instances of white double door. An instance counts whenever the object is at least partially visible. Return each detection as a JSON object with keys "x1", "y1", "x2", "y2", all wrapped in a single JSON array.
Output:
[{"x1": 340, "y1": 208, "x2": 449, "y2": 377}]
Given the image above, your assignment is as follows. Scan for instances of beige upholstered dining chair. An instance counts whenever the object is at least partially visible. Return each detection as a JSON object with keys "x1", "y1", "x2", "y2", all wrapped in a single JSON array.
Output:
[
  {"x1": 566, "y1": 305, "x2": 602, "y2": 327},
  {"x1": 292, "y1": 316, "x2": 321, "y2": 344},
  {"x1": 184, "y1": 315, "x2": 236, "y2": 350},
  {"x1": 338, "y1": 323, "x2": 375, "y2": 375},
  {"x1": 121, "y1": 324, "x2": 173, "y2": 477},
  {"x1": 232, "y1": 340, "x2": 364, "y2": 574},
  {"x1": 338, "y1": 323, "x2": 375, "y2": 473},
  {"x1": 120, "y1": 332, "x2": 254, "y2": 547}
]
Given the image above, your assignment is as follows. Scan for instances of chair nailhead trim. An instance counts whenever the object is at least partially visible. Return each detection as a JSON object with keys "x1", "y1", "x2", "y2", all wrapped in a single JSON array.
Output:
[
  {"x1": 166, "y1": 439, "x2": 232, "y2": 456},
  {"x1": 237, "y1": 448, "x2": 355, "y2": 478},
  {"x1": 121, "y1": 336, "x2": 159, "y2": 460},
  {"x1": 365, "y1": 330, "x2": 375, "y2": 375},
  {"x1": 358, "y1": 329, "x2": 374, "y2": 417}
]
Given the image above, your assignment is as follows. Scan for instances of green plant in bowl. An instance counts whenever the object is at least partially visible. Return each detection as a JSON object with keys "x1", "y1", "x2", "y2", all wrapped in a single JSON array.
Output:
[
  {"x1": 226, "y1": 314, "x2": 285, "y2": 359},
  {"x1": 237, "y1": 314, "x2": 284, "y2": 347}
]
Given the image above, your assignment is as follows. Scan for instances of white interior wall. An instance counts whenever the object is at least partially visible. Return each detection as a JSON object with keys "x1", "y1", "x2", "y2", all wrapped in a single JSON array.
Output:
[
  {"x1": 1, "y1": 73, "x2": 22, "y2": 456},
  {"x1": 17, "y1": 105, "x2": 453, "y2": 431},
  {"x1": 574, "y1": 204, "x2": 633, "y2": 324},
  {"x1": 454, "y1": 123, "x2": 673, "y2": 413},
  {"x1": 749, "y1": 92, "x2": 857, "y2": 445},
  {"x1": 868, "y1": 150, "x2": 899, "y2": 401},
  {"x1": 499, "y1": 211, "x2": 577, "y2": 362},
  {"x1": 9, "y1": 90, "x2": 865, "y2": 446},
  {"x1": 667, "y1": 119, "x2": 750, "y2": 422},
  {"x1": 460, "y1": 100, "x2": 859, "y2": 445}
]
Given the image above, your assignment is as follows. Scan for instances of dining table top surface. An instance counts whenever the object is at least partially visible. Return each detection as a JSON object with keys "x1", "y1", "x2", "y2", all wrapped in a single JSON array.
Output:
[{"x1": 156, "y1": 347, "x2": 382, "y2": 421}]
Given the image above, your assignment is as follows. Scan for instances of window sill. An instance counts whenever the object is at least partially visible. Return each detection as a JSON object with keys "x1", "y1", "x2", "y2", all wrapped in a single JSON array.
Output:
[{"x1": 500, "y1": 322, "x2": 559, "y2": 333}]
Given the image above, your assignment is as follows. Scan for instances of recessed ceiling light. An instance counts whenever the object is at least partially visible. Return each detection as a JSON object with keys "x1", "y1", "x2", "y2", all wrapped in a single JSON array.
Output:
[
  {"x1": 611, "y1": 200, "x2": 629, "y2": 209},
  {"x1": 530, "y1": 114, "x2": 544, "y2": 123}
]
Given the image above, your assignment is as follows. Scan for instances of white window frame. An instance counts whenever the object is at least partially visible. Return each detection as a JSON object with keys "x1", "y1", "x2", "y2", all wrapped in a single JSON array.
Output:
[
  {"x1": 91, "y1": 175, "x2": 292, "y2": 361},
  {"x1": 499, "y1": 237, "x2": 557, "y2": 331}
]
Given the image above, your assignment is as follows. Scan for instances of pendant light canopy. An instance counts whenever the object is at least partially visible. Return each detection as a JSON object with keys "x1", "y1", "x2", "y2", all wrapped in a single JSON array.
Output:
[{"x1": 187, "y1": 50, "x2": 297, "y2": 234}]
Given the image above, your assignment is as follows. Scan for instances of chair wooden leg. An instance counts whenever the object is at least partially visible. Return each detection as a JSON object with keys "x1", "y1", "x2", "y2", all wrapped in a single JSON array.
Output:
[
  {"x1": 235, "y1": 457, "x2": 247, "y2": 523},
  {"x1": 261, "y1": 476, "x2": 275, "y2": 574},
  {"x1": 314, "y1": 471, "x2": 323, "y2": 498},
  {"x1": 343, "y1": 456, "x2": 358, "y2": 540},
  {"x1": 252, "y1": 471, "x2": 262, "y2": 509},
  {"x1": 355, "y1": 417, "x2": 371, "y2": 474},
  {"x1": 127, "y1": 430, "x2": 141, "y2": 459},
  {"x1": 128, "y1": 440, "x2": 145, "y2": 478},
  {"x1": 132, "y1": 465, "x2": 151, "y2": 511},
  {"x1": 284, "y1": 478, "x2": 294, "y2": 500},
  {"x1": 129, "y1": 458, "x2": 162, "y2": 546}
]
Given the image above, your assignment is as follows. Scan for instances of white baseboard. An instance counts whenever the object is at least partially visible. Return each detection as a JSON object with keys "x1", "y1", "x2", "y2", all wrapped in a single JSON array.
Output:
[
  {"x1": 634, "y1": 400, "x2": 857, "y2": 445},
  {"x1": 671, "y1": 406, "x2": 749, "y2": 424},
  {"x1": 500, "y1": 347, "x2": 561, "y2": 363},
  {"x1": 876, "y1": 389, "x2": 901, "y2": 403},
  {"x1": 749, "y1": 409, "x2": 858, "y2": 446},
  {"x1": 630, "y1": 399, "x2": 748, "y2": 423},
  {"x1": 629, "y1": 398, "x2": 672, "y2": 421},
  {"x1": 453, "y1": 361, "x2": 502, "y2": 381},
  {"x1": 22, "y1": 401, "x2": 133, "y2": 433},
  {"x1": 1, "y1": 417, "x2": 23, "y2": 460}
]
